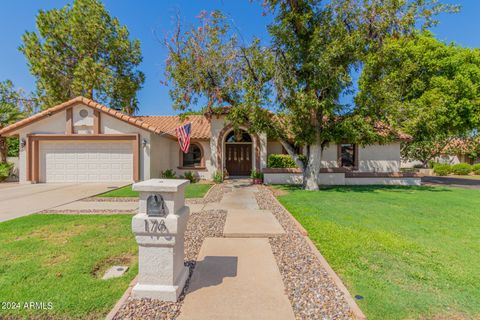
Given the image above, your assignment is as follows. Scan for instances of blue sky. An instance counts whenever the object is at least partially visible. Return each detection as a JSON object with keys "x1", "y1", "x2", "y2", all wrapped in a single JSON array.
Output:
[{"x1": 0, "y1": 1, "x2": 479, "y2": 116}]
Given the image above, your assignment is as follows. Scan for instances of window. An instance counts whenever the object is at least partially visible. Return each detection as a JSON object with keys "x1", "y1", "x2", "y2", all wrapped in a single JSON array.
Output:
[
  {"x1": 182, "y1": 144, "x2": 203, "y2": 167},
  {"x1": 339, "y1": 144, "x2": 357, "y2": 168},
  {"x1": 225, "y1": 130, "x2": 252, "y2": 143}
]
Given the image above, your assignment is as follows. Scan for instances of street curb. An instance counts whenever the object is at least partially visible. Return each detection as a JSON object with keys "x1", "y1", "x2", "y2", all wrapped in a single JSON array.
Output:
[
  {"x1": 268, "y1": 188, "x2": 366, "y2": 320},
  {"x1": 105, "y1": 276, "x2": 138, "y2": 320}
]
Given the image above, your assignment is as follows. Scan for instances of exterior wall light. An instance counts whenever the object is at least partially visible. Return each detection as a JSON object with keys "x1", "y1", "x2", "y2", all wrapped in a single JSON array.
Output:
[
  {"x1": 142, "y1": 139, "x2": 148, "y2": 148},
  {"x1": 20, "y1": 138, "x2": 27, "y2": 150}
]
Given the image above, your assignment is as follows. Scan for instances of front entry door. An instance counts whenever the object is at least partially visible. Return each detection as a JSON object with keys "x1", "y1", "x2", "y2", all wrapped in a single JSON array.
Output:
[{"x1": 225, "y1": 144, "x2": 252, "y2": 176}]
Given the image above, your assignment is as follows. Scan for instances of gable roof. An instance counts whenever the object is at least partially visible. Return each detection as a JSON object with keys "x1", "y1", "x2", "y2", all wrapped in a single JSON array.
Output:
[{"x1": 0, "y1": 96, "x2": 208, "y2": 138}]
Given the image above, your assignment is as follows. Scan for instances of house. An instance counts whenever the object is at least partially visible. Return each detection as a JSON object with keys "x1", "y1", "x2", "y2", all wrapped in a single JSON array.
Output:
[{"x1": 0, "y1": 96, "x2": 419, "y2": 185}]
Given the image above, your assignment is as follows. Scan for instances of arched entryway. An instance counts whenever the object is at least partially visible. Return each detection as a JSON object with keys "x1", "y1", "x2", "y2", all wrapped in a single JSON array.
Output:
[{"x1": 224, "y1": 129, "x2": 253, "y2": 176}]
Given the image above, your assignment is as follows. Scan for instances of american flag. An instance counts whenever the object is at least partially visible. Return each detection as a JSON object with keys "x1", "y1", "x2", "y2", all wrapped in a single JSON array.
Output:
[{"x1": 176, "y1": 123, "x2": 192, "y2": 153}]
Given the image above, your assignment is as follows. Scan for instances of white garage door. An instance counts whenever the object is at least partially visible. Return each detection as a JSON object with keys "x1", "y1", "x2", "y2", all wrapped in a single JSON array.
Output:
[{"x1": 40, "y1": 141, "x2": 133, "y2": 183}]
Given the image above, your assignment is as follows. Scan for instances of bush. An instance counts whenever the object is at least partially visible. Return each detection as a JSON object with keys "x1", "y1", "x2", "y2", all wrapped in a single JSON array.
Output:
[
  {"x1": 433, "y1": 163, "x2": 451, "y2": 176},
  {"x1": 451, "y1": 163, "x2": 472, "y2": 175},
  {"x1": 267, "y1": 154, "x2": 304, "y2": 168},
  {"x1": 182, "y1": 171, "x2": 196, "y2": 183},
  {"x1": 472, "y1": 164, "x2": 480, "y2": 175},
  {"x1": 7, "y1": 137, "x2": 19, "y2": 157},
  {"x1": 161, "y1": 169, "x2": 176, "y2": 179},
  {"x1": 250, "y1": 169, "x2": 263, "y2": 179},
  {"x1": 212, "y1": 171, "x2": 223, "y2": 183},
  {"x1": 0, "y1": 162, "x2": 13, "y2": 182}
]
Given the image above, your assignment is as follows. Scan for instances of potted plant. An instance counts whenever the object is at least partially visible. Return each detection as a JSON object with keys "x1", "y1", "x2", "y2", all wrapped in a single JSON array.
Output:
[{"x1": 250, "y1": 169, "x2": 263, "y2": 184}]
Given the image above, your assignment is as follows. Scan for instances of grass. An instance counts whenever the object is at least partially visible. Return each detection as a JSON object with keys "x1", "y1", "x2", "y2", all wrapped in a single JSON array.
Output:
[
  {"x1": 274, "y1": 185, "x2": 480, "y2": 320},
  {"x1": 0, "y1": 214, "x2": 137, "y2": 319},
  {"x1": 98, "y1": 183, "x2": 214, "y2": 199}
]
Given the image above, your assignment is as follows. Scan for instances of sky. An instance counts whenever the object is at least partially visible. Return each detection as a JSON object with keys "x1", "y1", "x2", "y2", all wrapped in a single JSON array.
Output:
[{"x1": 0, "y1": 0, "x2": 479, "y2": 116}]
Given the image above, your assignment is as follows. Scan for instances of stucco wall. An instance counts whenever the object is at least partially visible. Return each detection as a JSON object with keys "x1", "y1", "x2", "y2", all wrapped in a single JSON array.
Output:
[
  {"x1": 345, "y1": 177, "x2": 421, "y2": 186},
  {"x1": 16, "y1": 109, "x2": 67, "y2": 183},
  {"x1": 264, "y1": 172, "x2": 420, "y2": 186},
  {"x1": 149, "y1": 134, "x2": 172, "y2": 179},
  {"x1": 267, "y1": 141, "x2": 283, "y2": 156},
  {"x1": 320, "y1": 144, "x2": 338, "y2": 168},
  {"x1": 266, "y1": 141, "x2": 401, "y2": 173},
  {"x1": 358, "y1": 143, "x2": 401, "y2": 172},
  {"x1": 264, "y1": 172, "x2": 303, "y2": 185}
]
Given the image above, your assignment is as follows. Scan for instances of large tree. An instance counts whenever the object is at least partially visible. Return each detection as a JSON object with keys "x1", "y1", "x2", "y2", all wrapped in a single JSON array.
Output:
[
  {"x1": 165, "y1": 1, "x2": 457, "y2": 190},
  {"x1": 357, "y1": 32, "x2": 480, "y2": 167},
  {"x1": 20, "y1": 0, "x2": 145, "y2": 114},
  {"x1": 0, "y1": 80, "x2": 35, "y2": 162}
]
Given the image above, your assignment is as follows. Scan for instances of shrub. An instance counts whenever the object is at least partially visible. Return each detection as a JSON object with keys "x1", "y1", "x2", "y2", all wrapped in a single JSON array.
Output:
[
  {"x1": 212, "y1": 171, "x2": 223, "y2": 183},
  {"x1": 451, "y1": 163, "x2": 472, "y2": 175},
  {"x1": 267, "y1": 154, "x2": 300, "y2": 168},
  {"x1": 472, "y1": 164, "x2": 480, "y2": 175},
  {"x1": 161, "y1": 169, "x2": 176, "y2": 179},
  {"x1": 250, "y1": 169, "x2": 263, "y2": 179},
  {"x1": 0, "y1": 162, "x2": 13, "y2": 182},
  {"x1": 433, "y1": 163, "x2": 451, "y2": 176},
  {"x1": 182, "y1": 171, "x2": 196, "y2": 183}
]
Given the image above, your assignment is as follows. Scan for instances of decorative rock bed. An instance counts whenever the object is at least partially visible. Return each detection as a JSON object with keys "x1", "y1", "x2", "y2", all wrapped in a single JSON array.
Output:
[
  {"x1": 112, "y1": 208, "x2": 227, "y2": 319},
  {"x1": 255, "y1": 186, "x2": 354, "y2": 320}
]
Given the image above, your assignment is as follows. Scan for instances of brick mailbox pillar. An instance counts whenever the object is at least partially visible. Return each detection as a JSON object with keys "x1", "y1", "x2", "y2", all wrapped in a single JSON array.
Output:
[{"x1": 131, "y1": 179, "x2": 190, "y2": 301}]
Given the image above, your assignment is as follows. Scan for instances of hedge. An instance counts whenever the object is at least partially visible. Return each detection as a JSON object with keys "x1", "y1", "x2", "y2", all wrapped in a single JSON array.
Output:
[
  {"x1": 472, "y1": 163, "x2": 480, "y2": 175},
  {"x1": 267, "y1": 154, "x2": 307, "y2": 168},
  {"x1": 451, "y1": 163, "x2": 472, "y2": 175},
  {"x1": 433, "y1": 163, "x2": 451, "y2": 176}
]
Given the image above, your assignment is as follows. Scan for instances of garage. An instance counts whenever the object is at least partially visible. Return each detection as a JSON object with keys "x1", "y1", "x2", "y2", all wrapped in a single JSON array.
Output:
[{"x1": 40, "y1": 141, "x2": 133, "y2": 183}]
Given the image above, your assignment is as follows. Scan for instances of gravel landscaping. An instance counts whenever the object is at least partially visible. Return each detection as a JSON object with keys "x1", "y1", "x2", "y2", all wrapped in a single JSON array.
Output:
[
  {"x1": 83, "y1": 197, "x2": 139, "y2": 202},
  {"x1": 112, "y1": 208, "x2": 227, "y2": 320},
  {"x1": 40, "y1": 209, "x2": 135, "y2": 214},
  {"x1": 255, "y1": 186, "x2": 354, "y2": 320}
]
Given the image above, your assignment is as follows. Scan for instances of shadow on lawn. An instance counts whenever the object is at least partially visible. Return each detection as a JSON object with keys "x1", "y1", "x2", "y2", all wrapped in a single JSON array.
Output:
[{"x1": 278, "y1": 184, "x2": 452, "y2": 193}]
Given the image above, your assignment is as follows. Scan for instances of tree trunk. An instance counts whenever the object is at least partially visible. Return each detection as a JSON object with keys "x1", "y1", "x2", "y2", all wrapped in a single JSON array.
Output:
[
  {"x1": 303, "y1": 143, "x2": 322, "y2": 190},
  {"x1": 0, "y1": 136, "x2": 7, "y2": 163}
]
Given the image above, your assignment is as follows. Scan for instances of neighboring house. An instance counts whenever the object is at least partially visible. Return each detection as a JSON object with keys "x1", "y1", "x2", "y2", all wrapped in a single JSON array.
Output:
[
  {"x1": 401, "y1": 138, "x2": 480, "y2": 168},
  {"x1": 0, "y1": 96, "x2": 418, "y2": 185}
]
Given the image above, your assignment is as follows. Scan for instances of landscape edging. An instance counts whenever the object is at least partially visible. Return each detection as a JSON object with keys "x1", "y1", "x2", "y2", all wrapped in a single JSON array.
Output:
[
  {"x1": 269, "y1": 189, "x2": 367, "y2": 320},
  {"x1": 105, "y1": 276, "x2": 138, "y2": 320}
]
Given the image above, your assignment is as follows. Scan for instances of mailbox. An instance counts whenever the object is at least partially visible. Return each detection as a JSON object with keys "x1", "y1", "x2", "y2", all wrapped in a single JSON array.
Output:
[{"x1": 146, "y1": 194, "x2": 167, "y2": 217}]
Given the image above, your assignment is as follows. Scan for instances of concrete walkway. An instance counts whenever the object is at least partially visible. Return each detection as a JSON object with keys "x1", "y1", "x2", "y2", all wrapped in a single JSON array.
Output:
[{"x1": 180, "y1": 180, "x2": 294, "y2": 320}]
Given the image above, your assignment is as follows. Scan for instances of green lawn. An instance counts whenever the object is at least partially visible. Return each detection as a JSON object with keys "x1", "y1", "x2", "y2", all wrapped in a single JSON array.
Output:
[
  {"x1": 0, "y1": 214, "x2": 137, "y2": 319},
  {"x1": 275, "y1": 185, "x2": 480, "y2": 320},
  {"x1": 98, "y1": 183, "x2": 213, "y2": 199}
]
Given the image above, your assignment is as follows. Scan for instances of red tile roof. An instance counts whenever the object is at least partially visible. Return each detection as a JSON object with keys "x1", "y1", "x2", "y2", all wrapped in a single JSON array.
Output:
[
  {"x1": 135, "y1": 115, "x2": 211, "y2": 139},
  {"x1": 0, "y1": 96, "x2": 214, "y2": 140},
  {"x1": 0, "y1": 96, "x2": 172, "y2": 137}
]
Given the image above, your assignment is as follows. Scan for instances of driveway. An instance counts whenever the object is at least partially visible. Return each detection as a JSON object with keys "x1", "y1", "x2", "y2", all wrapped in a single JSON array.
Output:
[
  {"x1": 422, "y1": 176, "x2": 480, "y2": 189},
  {"x1": 0, "y1": 183, "x2": 126, "y2": 222}
]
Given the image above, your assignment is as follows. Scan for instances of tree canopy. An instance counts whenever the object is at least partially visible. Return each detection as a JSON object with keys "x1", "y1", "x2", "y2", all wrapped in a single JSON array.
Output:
[
  {"x1": 165, "y1": 0, "x2": 457, "y2": 189},
  {"x1": 20, "y1": 0, "x2": 145, "y2": 114},
  {"x1": 0, "y1": 80, "x2": 35, "y2": 162},
  {"x1": 357, "y1": 32, "x2": 480, "y2": 166}
]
